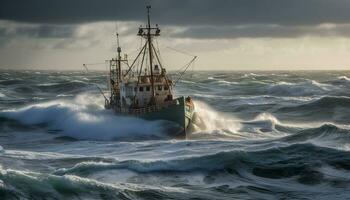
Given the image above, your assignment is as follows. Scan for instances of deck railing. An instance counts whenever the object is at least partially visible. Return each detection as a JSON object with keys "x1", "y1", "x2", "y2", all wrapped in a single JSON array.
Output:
[{"x1": 114, "y1": 99, "x2": 178, "y2": 116}]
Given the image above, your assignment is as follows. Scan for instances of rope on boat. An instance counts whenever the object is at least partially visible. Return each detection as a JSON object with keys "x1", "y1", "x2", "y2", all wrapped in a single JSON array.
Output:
[
  {"x1": 82, "y1": 64, "x2": 109, "y2": 102},
  {"x1": 165, "y1": 46, "x2": 197, "y2": 79},
  {"x1": 166, "y1": 46, "x2": 196, "y2": 58},
  {"x1": 174, "y1": 55, "x2": 197, "y2": 86}
]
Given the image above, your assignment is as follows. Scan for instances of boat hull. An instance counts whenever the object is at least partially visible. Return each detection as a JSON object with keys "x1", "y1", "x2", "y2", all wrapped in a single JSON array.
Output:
[
  {"x1": 141, "y1": 96, "x2": 194, "y2": 139},
  {"x1": 105, "y1": 96, "x2": 194, "y2": 139},
  {"x1": 108, "y1": 96, "x2": 194, "y2": 139}
]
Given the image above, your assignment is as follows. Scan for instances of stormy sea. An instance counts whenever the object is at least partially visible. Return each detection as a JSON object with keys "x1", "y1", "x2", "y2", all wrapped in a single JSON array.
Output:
[{"x1": 1, "y1": 70, "x2": 350, "y2": 200}]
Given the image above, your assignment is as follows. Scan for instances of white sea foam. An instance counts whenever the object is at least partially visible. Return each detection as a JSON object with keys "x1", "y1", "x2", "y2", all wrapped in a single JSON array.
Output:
[
  {"x1": 268, "y1": 80, "x2": 335, "y2": 96},
  {"x1": 179, "y1": 80, "x2": 196, "y2": 84},
  {"x1": 338, "y1": 76, "x2": 350, "y2": 81},
  {"x1": 254, "y1": 112, "x2": 280, "y2": 125},
  {"x1": 190, "y1": 101, "x2": 241, "y2": 137},
  {"x1": 71, "y1": 80, "x2": 85, "y2": 83},
  {"x1": 238, "y1": 112, "x2": 284, "y2": 137},
  {"x1": 37, "y1": 83, "x2": 59, "y2": 86},
  {"x1": 189, "y1": 102, "x2": 290, "y2": 139},
  {"x1": 217, "y1": 80, "x2": 239, "y2": 85},
  {"x1": 309, "y1": 80, "x2": 334, "y2": 90},
  {"x1": 0, "y1": 94, "x2": 175, "y2": 140}
]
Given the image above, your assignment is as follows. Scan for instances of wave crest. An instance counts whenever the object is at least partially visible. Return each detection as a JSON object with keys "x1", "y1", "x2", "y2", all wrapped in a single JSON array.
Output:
[
  {"x1": 0, "y1": 94, "x2": 181, "y2": 141},
  {"x1": 282, "y1": 123, "x2": 350, "y2": 145},
  {"x1": 189, "y1": 101, "x2": 242, "y2": 139},
  {"x1": 338, "y1": 76, "x2": 350, "y2": 81},
  {"x1": 267, "y1": 80, "x2": 334, "y2": 96},
  {"x1": 53, "y1": 143, "x2": 350, "y2": 179}
]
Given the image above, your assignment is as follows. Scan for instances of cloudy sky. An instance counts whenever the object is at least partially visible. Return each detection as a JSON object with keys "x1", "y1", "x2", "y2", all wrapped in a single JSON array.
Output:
[{"x1": 1, "y1": 0, "x2": 350, "y2": 70}]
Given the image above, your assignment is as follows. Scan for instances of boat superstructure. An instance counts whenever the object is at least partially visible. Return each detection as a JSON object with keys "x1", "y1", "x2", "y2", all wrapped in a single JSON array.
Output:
[{"x1": 105, "y1": 6, "x2": 195, "y2": 138}]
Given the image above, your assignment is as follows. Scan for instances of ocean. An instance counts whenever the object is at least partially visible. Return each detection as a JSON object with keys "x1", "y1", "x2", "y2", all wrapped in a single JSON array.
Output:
[{"x1": 1, "y1": 70, "x2": 350, "y2": 199}]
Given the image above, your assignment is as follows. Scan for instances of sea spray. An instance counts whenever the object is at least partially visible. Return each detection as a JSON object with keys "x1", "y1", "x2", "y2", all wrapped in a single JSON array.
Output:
[
  {"x1": 189, "y1": 101, "x2": 241, "y2": 138},
  {"x1": 0, "y1": 94, "x2": 180, "y2": 140},
  {"x1": 241, "y1": 113, "x2": 282, "y2": 136}
]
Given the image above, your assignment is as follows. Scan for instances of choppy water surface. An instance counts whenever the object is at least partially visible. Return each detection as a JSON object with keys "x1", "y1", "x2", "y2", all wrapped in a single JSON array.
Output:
[{"x1": 1, "y1": 70, "x2": 350, "y2": 199}]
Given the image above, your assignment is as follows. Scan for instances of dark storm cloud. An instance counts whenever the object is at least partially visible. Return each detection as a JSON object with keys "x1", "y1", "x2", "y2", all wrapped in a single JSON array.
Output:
[
  {"x1": 0, "y1": 24, "x2": 76, "y2": 39},
  {"x1": 0, "y1": 23, "x2": 77, "y2": 48},
  {"x1": 2, "y1": 0, "x2": 350, "y2": 40},
  {"x1": 15, "y1": 25, "x2": 75, "y2": 38},
  {"x1": 1, "y1": 0, "x2": 350, "y2": 26}
]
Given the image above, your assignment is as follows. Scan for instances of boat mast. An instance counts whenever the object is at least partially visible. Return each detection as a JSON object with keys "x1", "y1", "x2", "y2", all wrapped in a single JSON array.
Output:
[
  {"x1": 116, "y1": 33, "x2": 122, "y2": 82},
  {"x1": 146, "y1": 5, "x2": 155, "y2": 102}
]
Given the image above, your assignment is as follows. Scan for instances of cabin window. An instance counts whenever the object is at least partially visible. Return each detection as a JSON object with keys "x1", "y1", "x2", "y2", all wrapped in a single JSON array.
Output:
[
  {"x1": 158, "y1": 86, "x2": 162, "y2": 91},
  {"x1": 134, "y1": 87, "x2": 137, "y2": 92},
  {"x1": 139, "y1": 86, "x2": 144, "y2": 92},
  {"x1": 164, "y1": 85, "x2": 169, "y2": 90},
  {"x1": 146, "y1": 86, "x2": 150, "y2": 91}
]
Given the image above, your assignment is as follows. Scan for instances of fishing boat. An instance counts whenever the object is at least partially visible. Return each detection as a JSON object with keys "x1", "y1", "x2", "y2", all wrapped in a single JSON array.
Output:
[{"x1": 104, "y1": 6, "x2": 196, "y2": 138}]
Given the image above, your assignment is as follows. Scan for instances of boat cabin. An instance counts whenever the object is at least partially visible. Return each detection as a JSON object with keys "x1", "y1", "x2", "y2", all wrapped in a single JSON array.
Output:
[{"x1": 119, "y1": 65, "x2": 173, "y2": 108}]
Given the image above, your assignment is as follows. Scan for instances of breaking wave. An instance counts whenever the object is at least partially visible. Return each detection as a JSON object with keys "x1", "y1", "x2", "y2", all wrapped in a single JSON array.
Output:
[
  {"x1": 51, "y1": 143, "x2": 350, "y2": 186},
  {"x1": 338, "y1": 76, "x2": 350, "y2": 81},
  {"x1": 36, "y1": 81, "x2": 90, "y2": 94},
  {"x1": 0, "y1": 166, "x2": 184, "y2": 200},
  {"x1": 267, "y1": 80, "x2": 334, "y2": 96},
  {"x1": 0, "y1": 94, "x2": 182, "y2": 141},
  {"x1": 278, "y1": 96, "x2": 350, "y2": 111},
  {"x1": 281, "y1": 124, "x2": 350, "y2": 145},
  {"x1": 189, "y1": 101, "x2": 242, "y2": 139},
  {"x1": 300, "y1": 96, "x2": 350, "y2": 108},
  {"x1": 240, "y1": 113, "x2": 284, "y2": 136}
]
